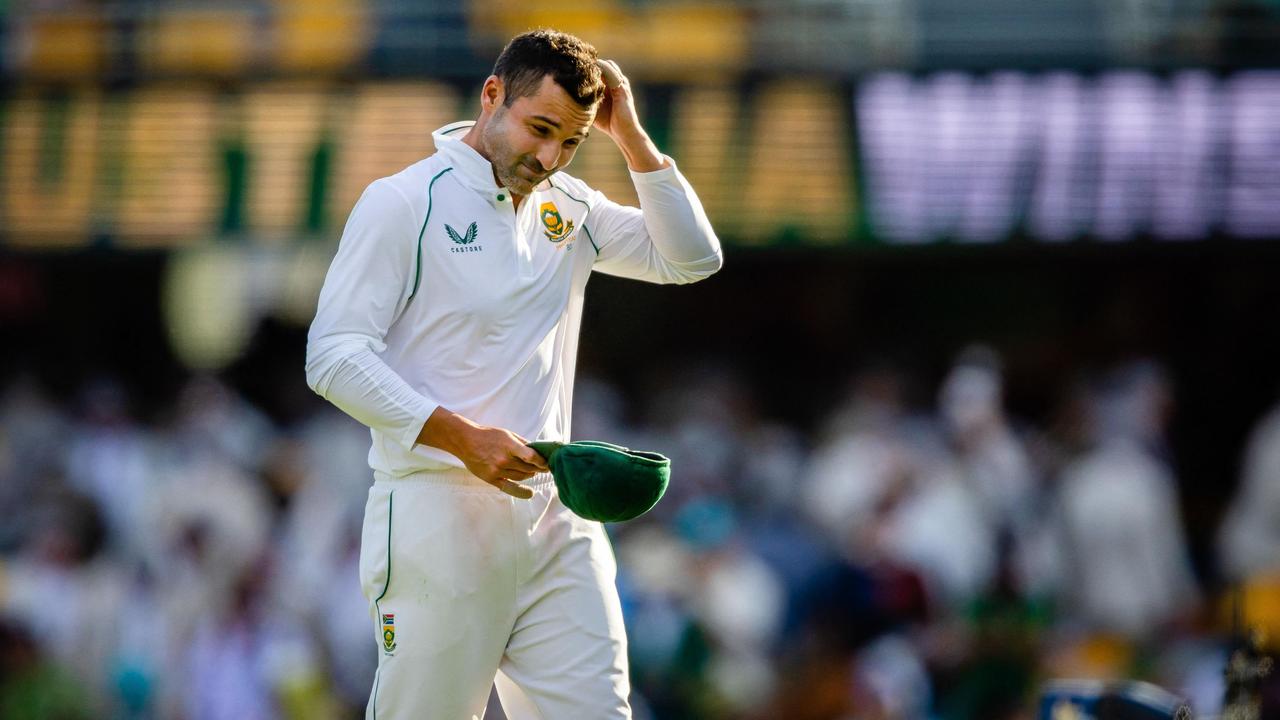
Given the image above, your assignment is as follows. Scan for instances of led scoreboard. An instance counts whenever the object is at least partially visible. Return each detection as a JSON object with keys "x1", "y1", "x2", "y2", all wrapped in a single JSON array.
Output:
[
  {"x1": 3, "y1": 71, "x2": 1278, "y2": 248},
  {"x1": 857, "y1": 70, "x2": 1280, "y2": 244}
]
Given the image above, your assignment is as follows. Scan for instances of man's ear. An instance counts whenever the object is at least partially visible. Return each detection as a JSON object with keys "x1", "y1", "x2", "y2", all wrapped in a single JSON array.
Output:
[{"x1": 481, "y1": 76, "x2": 504, "y2": 112}]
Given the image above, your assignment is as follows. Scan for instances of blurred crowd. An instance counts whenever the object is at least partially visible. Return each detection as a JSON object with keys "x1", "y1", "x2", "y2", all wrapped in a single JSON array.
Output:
[{"x1": 1, "y1": 347, "x2": 1279, "y2": 719}]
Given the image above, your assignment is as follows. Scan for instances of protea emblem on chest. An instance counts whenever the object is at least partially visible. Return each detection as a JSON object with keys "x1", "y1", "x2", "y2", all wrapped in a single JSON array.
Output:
[{"x1": 539, "y1": 202, "x2": 574, "y2": 242}]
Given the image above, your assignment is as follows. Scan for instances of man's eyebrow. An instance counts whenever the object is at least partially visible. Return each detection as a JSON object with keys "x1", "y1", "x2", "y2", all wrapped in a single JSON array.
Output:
[{"x1": 530, "y1": 115, "x2": 589, "y2": 139}]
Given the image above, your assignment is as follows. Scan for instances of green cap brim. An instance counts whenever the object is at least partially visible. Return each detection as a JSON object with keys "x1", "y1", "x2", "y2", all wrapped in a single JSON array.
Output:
[{"x1": 527, "y1": 440, "x2": 670, "y2": 523}]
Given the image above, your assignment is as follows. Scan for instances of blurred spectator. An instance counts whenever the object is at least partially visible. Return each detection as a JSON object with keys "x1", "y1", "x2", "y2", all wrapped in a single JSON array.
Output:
[
  {"x1": 167, "y1": 376, "x2": 275, "y2": 473},
  {"x1": 1048, "y1": 362, "x2": 1200, "y2": 637},
  {"x1": 805, "y1": 361, "x2": 1001, "y2": 610},
  {"x1": 181, "y1": 555, "x2": 336, "y2": 720},
  {"x1": 878, "y1": 455, "x2": 997, "y2": 608},
  {"x1": 677, "y1": 499, "x2": 784, "y2": 715},
  {"x1": 937, "y1": 346, "x2": 1038, "y2": 542},
  {"x1": 63, "y1": 378, "x2": 156, "y2": 559},
  {"x1": 0, "y1": 489, "x2": 123, "y2": 714},
  {"x1": 0, "y1": 376, "x2": 69, "y2": 553},
  {"x1": 854, "y1": 633, "x2": 933, "y2": 719},
  {"x1": 1218, "y1": 397, "x2": 1280, "y2": 581},
  {"x1": 802, "y1": 366, "x2": 915, "y2": 559}
]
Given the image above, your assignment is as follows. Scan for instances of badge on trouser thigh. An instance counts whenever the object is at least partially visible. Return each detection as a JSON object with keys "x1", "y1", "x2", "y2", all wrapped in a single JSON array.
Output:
[{"x1": 381, "y1": 613, "x2": 397, "y2": 654}]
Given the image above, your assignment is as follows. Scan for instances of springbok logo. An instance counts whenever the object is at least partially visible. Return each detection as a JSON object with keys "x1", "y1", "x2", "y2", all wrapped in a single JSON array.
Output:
[{"x1": 539, "y1": 202, "x2": 574, "y2": 243}]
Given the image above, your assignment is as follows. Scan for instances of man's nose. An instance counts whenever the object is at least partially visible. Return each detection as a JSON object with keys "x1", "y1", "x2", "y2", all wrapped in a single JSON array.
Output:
[{"x1": 535, "y1": 142, "x2": 560, "y2": 171}]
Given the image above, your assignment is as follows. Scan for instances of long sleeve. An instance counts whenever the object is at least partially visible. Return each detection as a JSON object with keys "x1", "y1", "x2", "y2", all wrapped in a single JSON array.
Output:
[
  {"x1": 586, "y1": 158, "x2": 723, "y2": 284},
  {"x1": 305, "y1": 179, "x2": 438, "y2": 451}
]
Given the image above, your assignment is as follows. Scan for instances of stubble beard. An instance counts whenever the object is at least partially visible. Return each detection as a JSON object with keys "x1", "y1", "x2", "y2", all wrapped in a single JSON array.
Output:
[{"x1": 482, "y1": 114, "x2": 544, "y2": 195}]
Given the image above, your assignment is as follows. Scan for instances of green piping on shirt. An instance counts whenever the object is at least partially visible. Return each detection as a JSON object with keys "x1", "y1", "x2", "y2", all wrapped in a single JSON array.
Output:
[
  {"x1": 410, "y1": 167, "x2": 455, "y2": 301},
  {"x1": 549, "y1": 179, "x2": 599, "y2": 255}
]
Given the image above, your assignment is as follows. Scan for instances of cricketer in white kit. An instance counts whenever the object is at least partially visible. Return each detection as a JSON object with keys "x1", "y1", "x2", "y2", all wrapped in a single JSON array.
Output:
[{"x1": 304, "y1": 30, "x2": 722, "y2": 719}]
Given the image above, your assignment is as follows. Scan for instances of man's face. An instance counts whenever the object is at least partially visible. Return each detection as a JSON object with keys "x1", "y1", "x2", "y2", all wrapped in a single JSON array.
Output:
[{"x1": 480, "y1": 74, "x2": 596, "y2": 195}]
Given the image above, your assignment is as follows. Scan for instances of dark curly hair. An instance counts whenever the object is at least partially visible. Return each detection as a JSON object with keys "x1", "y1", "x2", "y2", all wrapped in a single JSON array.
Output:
[{"x1": 492, "y1": 29, "x2": 605, "y2": 110}]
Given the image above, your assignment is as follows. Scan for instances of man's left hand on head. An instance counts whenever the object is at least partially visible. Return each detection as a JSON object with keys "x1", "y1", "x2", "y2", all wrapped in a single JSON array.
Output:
[{"x1": 593, "y1": 59, "x2": 641, "y2": 141}]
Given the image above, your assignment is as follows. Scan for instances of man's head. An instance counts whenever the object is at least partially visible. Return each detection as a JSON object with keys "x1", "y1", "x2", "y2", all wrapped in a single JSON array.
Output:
[
  {"x1": 493, "y1": 30, "x2": 605, "y2": 111},
  {"x1": 472, "y1": 30, "x2": 607, "y2": 195}
]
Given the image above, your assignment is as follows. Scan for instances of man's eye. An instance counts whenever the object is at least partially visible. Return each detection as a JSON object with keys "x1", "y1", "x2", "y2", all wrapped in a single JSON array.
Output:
[
  {"x1": 564, "y1": 139, "x2": 580, "y2": 148},
  {"x1": 532, "y1": 126, "x2": 549, "y2": 136}
]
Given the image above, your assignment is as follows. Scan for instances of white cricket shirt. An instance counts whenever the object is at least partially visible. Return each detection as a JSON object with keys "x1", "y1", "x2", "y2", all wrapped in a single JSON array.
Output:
[{"x1": 305, "y1": 121, "x2": 723, "y2": 477}]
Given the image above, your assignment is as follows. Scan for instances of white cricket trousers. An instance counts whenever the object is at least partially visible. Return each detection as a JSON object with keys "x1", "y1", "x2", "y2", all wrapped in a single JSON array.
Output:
[{"x1": 359, "y1": 468, "x2": 632, "y2": 720}]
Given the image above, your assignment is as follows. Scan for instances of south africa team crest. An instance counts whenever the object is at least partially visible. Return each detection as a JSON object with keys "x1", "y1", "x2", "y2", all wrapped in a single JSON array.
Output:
[
  {"x1": 381, "y1": 613, "x2": 397, "y2": 653},
  {"x1": 539, "y1": 202, "x2": 574, "y2": 243}
]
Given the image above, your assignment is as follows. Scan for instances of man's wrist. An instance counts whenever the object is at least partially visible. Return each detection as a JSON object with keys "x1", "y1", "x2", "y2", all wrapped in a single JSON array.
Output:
[
  {"x1": 615, "y1": 130, "x2": 665, "y2": 173},
  {"x1": 417, "y1": 406, "x2": 477, "y2": 455}
]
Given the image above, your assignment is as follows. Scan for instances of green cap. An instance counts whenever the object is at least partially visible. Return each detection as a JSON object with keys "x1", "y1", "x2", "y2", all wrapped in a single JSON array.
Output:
[{"x1": 528, "y1": 440, "x2": 670, "y2": 523}]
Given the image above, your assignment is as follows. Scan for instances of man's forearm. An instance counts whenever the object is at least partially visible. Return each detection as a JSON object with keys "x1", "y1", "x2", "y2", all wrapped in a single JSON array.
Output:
[
  {"x1": 614, "y1": 130, "x2": 666, "y2": 173},
  {"x1": 306, "y1": 340, "x2": 438, "y2": 451}
]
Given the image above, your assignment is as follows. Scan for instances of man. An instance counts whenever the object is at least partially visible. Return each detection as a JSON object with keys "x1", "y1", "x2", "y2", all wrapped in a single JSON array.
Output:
[{"x1": 305, "y1": 29, "x2": 722, "y2": 719}]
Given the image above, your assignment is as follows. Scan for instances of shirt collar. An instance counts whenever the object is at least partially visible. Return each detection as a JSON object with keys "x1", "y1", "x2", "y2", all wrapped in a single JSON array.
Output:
[
  {"x1": 432, "y1": 121, "x2": 559, "y2": 207},
  {"x1": 431, "y1": 121, "x2": 513, "y2": 202}
]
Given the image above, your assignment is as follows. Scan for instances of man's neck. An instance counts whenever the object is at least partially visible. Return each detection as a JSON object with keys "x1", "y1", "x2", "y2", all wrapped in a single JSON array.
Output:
[
  {"x1": 459, "y1": 123, "x2": 486, "y2": 158},
  {"x1": 460, "y1": 124, "x2": 527, "y2": 210}
]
